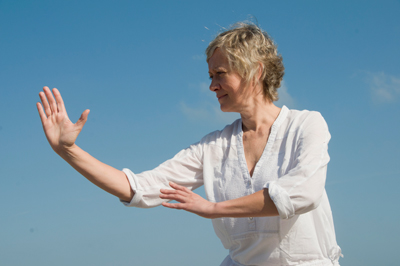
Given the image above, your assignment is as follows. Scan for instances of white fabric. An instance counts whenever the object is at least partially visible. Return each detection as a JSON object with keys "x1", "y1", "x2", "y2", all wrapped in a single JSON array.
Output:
[{"x1": 121, "y1": 106, "x2": 342, "y2": 266}]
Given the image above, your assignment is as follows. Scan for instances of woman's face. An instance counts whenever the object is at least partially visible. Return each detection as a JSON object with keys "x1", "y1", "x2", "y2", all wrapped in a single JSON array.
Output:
[{"x1": 208, "y1": 48, "x2": 253, "y2": 113}]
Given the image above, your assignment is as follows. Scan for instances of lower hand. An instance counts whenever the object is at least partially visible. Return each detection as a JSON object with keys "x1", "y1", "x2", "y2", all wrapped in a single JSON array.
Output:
[{"x1": 160, "y1": 182, "x2": 217, "y2": 219}]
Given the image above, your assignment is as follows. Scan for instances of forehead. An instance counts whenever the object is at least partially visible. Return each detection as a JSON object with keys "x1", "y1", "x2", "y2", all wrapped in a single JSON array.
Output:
[{"x1": 208, "y1": 48, "x2": 230, "y2": 71}]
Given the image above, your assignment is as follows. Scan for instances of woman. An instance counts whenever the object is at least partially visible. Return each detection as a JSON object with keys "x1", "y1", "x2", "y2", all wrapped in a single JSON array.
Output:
[{"x1": 37, "y1": 22, "x2": 341, "y2": 266}]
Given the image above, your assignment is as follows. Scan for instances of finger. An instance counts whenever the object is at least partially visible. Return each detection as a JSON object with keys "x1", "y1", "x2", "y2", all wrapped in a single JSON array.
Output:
[
  {"x1": 162, "y1": 202, "x2": 184, "y2": 210},
  {"x1": 43, "y1": 87, "x2": 58, "y2": 114},
  {"x1": 159, "y1": 189, "x2": 173, "y2": 195},
  {"x1": 160, "y1": 191, "x2": 189, "y2": 203},
  {"x1": 36, "y1": 102, "x2": 47, "y2": 123},
  {"x1": 160, "y1": 188, "x2": 179, "y2": 194},
  {"x1": 76, "y1": 109, "x2": 90, "y2": 128},
  {"x1": 159, "y1": 193, "x2": 183, "y2": 201},
  {"x1": 169, "y1": 182, "x2": 191, "y2": 193},
  {"x1": 39, "y1": 90, "x2": 52, "y2": 117},
  {"x1": 160, "y1": 188, "x2": 188, "y2": 197},
  {"x1": 52, "y1": 88, "x2": 66, "y2": 113}
]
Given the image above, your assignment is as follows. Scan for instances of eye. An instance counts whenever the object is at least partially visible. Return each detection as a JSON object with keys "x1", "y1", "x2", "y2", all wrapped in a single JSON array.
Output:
[
  {"x1": 209, "y1": 76, "x2": 213, "y2": 80},
  {"x1": 217, "y1": 71, "x2": 226, "y2": 76}
]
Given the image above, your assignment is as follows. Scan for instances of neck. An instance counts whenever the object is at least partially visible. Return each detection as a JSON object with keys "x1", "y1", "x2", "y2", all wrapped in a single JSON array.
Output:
[{"x1": 240, "y1": 97, "x2": 281, "y2": 133}]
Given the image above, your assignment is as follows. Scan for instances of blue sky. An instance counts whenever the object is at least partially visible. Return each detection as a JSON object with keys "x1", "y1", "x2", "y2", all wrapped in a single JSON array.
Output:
[{"x1": 1, "y1": 1, "x2": 399, "y2": 265}]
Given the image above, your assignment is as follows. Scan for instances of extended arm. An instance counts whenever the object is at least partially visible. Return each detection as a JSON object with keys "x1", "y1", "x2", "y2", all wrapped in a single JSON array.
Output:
[
  {"x1": 160, "y1": 182, "x2": 278, "y2": 219},
  {"x1": 37, "y1": 87, "x2": 133, "y2": 202}
]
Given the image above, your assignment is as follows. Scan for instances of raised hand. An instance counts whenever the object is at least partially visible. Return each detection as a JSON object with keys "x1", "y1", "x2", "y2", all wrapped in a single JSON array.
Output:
[
  {"x1": 36, "y1": 86, "x2": 90, "y2": 154},
  {"x1": 160, "y1": 182, "x2": 217, "y2": 219}
]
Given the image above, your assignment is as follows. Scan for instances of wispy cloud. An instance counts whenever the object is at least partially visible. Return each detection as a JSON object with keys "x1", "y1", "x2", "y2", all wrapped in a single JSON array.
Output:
[
  {"x1": 365, "y1": 71, "x2": 400, "y2": 104},
  {"x1": 192, "y1": 54, "x2": 205, "y2": 61},
  {"x1": 180, "y1": 101, "x2": 239, "y2": 126},
  {"x1": 180, "y1": 101, "x2": 211, "y2": 121},
  {"x1": 275, "y1": 81, "x2": 295, "y2": 108}
]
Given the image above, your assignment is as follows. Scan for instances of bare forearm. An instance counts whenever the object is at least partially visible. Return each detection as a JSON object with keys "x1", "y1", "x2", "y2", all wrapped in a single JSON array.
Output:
[
  {"x1": 213, "y1": 189, "x2": 279, "y2": 218},
  {"x1": 57, "y1": 144, "x2": 133, "y2": 202},
  {"x1": 160, "y1": 182, "x2": 279, "y2": 219}
]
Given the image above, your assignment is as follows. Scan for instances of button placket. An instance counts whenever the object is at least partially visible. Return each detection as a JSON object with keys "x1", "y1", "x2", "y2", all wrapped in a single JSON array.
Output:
[{"x1": 248, "y1": 216, "x2": 256, "y2": 230}]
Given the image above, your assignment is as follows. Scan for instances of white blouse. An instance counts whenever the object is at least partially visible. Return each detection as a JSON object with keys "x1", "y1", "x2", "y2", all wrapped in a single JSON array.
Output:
[{"x1": 122, "y1": 106, "x2": 342, "y2": 266}]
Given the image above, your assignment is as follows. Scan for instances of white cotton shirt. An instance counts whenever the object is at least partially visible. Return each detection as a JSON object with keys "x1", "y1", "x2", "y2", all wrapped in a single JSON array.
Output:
[{"x1": 121, "y1": 106, "x2": 342, "y2": 266}]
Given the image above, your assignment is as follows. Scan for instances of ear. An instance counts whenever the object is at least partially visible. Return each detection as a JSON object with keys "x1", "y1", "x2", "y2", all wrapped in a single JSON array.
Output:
[
  {"x1": 257, "y1": 62, "x2": 263, "y2": 81},
  {"x1": 250, "y1": 62, "x2": 263, "y2": 89}
]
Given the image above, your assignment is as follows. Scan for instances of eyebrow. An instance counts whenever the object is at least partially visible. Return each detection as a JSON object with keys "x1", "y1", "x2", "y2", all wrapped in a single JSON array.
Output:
[{"x1": 209, "y1": 66, "x2": 228, "y2": 74}]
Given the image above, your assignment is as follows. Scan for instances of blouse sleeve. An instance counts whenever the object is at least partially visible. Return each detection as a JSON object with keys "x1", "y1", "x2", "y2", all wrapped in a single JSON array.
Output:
[
  {"x1": 264, "y1": 112, "x2": 331, "y2": 219},
  {"x1": 120, "y1": 142, "x2": 204, "y2": 208}
]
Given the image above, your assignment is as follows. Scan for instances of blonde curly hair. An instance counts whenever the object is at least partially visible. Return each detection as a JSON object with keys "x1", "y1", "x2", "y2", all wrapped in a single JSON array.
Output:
[{"x1": 206, "y1": 22, "x2": 284, "y2": 102}]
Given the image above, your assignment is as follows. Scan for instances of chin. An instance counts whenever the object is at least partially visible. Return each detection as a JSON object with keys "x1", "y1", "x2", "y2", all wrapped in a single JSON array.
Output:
[
  {"x1": 220, "y1": 106, "x2": 235, "y2": 113},
  {"x1": 219, "y1": 105, "x2": 228, "y2": 112}
]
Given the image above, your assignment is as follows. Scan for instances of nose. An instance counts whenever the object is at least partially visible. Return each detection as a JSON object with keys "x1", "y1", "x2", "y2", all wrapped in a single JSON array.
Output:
[{"x1": 209, "y1": 78, "x2": 219, "y2": 92}]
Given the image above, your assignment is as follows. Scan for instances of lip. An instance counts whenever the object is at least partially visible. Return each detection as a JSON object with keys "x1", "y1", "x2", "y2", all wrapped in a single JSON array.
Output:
[{"x1": 217, "y1": 94, "x2": 227, "y2": 100}]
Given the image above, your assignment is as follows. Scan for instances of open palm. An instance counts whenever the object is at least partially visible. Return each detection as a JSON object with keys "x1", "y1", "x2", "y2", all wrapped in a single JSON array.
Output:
[{"x1": 37, "y1": 87, "x2": 90, "y2": 153}]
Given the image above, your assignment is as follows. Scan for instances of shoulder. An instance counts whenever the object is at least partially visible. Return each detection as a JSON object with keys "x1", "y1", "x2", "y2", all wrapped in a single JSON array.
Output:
[
  {"x1": 284, "y1": 107, "x2": 328, "y2": 130},
  {"x1": 278, "y1": 106, "x2": 330, "y2": 141},
  {"x1": 184, "y1": 119, "x2": 240, "y2": 158},
  {"x1": 199, "y1": 118, "x2": 241, "y2": 146}
]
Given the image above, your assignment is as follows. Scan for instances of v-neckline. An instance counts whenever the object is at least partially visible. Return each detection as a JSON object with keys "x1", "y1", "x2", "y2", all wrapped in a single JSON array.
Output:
[{"x1": 236, "y1": 106, "x2": 288, "y2": 179}]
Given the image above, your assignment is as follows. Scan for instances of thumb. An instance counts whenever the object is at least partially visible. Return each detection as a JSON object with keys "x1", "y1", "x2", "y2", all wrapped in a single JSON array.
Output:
[{"x1": 76, "y1": 109, "x2": 90, "y2": 128}]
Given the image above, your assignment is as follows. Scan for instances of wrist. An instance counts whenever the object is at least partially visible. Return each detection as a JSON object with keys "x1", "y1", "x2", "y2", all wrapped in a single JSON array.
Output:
[
  {"x1": 210, "y1": 202, "x2": 222, "y2": 219},
  {"x1": 56, "y1": 143, "x2": 79, "y2": 159}
]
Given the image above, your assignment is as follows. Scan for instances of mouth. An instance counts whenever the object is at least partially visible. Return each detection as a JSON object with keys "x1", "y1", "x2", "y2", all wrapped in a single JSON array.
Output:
[{"x1": 217, "y1": 94, "x2": 227, "y2": 100}]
